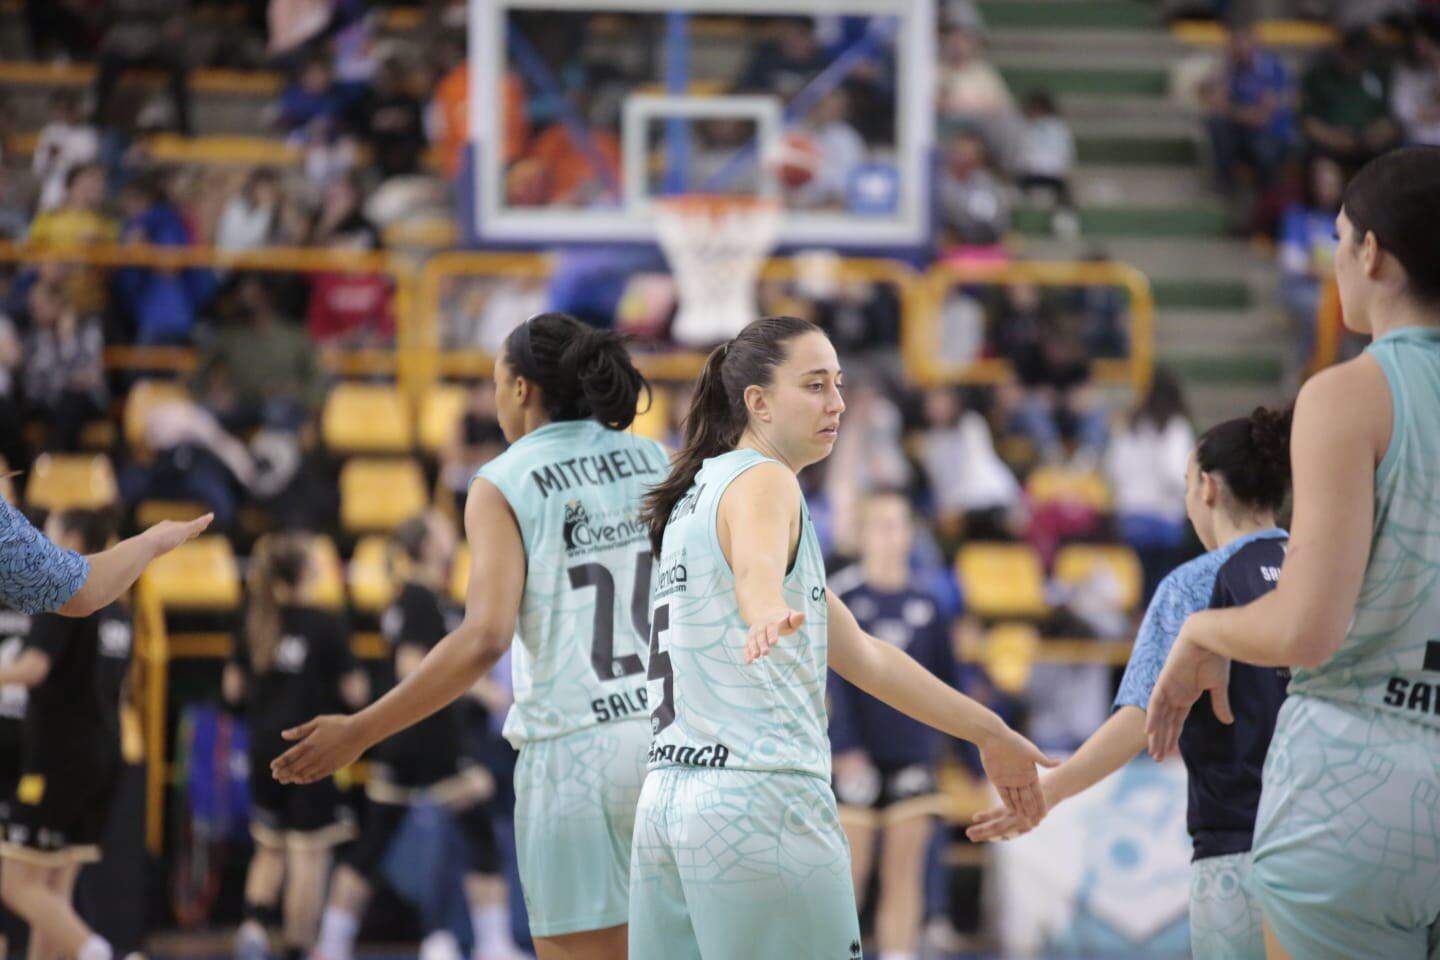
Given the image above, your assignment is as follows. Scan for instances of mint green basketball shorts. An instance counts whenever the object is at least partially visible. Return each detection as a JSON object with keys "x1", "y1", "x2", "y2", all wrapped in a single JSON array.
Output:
[
  {"x1": 1190, "y1": 852, "x2": 1265, "y2": 960},
  {"x1": 628, "y1": 765, "x2": 862, "y2": 960},
  {"x1": 512, "y1": 720, "x2": 650, "y2": 938},
  {"x1": 1251, "y1": 696, "x2": 1440, "y2": 960}
]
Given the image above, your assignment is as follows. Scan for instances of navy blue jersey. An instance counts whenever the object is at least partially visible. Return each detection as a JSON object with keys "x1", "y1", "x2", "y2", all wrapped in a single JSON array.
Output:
[
  {"x1": 1179, "y1": 535, "x2": 1290, "y2": 861},
  {"x1": 827, "y1": 572, "x2": 959, "y2": 769}
]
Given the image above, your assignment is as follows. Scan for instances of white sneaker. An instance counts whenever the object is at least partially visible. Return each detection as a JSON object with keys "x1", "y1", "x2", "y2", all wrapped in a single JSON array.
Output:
[{"x1": 419, "y1": 931, "x2": 463, "y2": 960}]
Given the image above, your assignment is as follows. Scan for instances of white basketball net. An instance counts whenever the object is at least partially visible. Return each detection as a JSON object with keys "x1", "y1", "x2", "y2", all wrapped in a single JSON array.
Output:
[{"x1": 655, "y1": 196, "x2": 782, "y2": 348}]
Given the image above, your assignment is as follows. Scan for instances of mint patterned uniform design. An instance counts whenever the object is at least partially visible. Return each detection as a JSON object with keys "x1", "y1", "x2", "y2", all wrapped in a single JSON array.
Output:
[
  {"x1": 475, "y1": 418, "x2": 668, "y2": 938},
  {"x1": 1251, "y1": 327, "x2": 1440, "y2": 960},
  {"x1": 629, "y1": 449, "x2": 861, "y2": 960}
]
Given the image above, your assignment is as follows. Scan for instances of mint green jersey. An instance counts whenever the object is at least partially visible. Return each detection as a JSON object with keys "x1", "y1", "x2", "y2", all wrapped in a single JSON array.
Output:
[
  {"x1": 645, "y1": 449, "x2": 832, "y2": 780},
  {"x1": 475, "y1": 419, "x2": 668, "y2": 745},
  {"x1": 1289, "y1": 327, "x2": 1440, "y2": 729}
]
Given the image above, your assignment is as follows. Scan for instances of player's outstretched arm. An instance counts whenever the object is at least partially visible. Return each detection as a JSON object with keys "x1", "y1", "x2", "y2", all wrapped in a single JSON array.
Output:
[
  {"x1": 1167, "y1": 359, "x2": 1386, "y2": 670},
  {"x1": 968, "y1": 705, "x2": 1147, "y2": 841},
  {"x1": 272, "y1": 479, "x2": 524, "y2": 785},
  {"x1": 58, "y1": 514, "x2": 214, "y2": 617},
  {"x1": 826, "y1": 588, "x2": 1057, "y2": 821}
]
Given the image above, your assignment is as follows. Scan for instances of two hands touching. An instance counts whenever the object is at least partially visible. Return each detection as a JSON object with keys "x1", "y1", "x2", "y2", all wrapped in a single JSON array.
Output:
[{"x1": 748, "y1": 607, "x2": 1058, "y2": 826}]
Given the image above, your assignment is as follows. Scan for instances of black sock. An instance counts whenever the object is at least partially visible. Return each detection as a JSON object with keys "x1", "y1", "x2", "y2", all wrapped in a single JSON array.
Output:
[{"x1": 243, "y1": 901, "x2": 282, "y2": 928}]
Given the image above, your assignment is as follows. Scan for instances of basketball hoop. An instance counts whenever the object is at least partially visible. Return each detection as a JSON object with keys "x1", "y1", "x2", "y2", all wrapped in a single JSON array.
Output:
[{"x1": 654, "y1": 195, "x2": 782, "y2": 348}]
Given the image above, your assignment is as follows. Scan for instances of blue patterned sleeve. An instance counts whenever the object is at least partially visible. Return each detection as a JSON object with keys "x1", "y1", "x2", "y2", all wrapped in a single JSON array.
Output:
[
  {"x1": 1114, "y1": 564, "x2": 1212, "y2": 711},
  {"x1": 0, "y1": 498, "x2": 90, "y2": 615}
]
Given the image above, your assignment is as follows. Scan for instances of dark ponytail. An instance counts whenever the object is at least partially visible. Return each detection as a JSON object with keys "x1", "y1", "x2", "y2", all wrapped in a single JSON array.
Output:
[
  {"x1": 640, "y1": 315, "x2": 822, "y2": 554},
  {"x1": 503, "y1": 312, "x2": 649, "y2": 430},
  {"x1": 245, "y1": 532, "x2": 311, "y2": 673},
  {"x1": 1195, "y1": 405, "x2": 1294, "y2": 515}
]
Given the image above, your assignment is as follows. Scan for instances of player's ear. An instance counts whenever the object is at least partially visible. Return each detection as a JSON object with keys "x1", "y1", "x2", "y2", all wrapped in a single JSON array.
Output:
[
  {"x1": 742, "y1": 383, "x2": 772, "y2": 424},
  {"x1": 1200, "y1": 470, "x2": 1221, "y2": 508}
]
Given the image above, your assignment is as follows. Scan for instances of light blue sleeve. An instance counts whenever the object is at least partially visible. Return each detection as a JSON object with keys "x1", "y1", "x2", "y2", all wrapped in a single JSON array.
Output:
[
  {"x1": 1114, "y1": 565, "x2": 1211, "y2": 711},
  {"x1": 0, "y1": 498, "x2": 89, "y2": 615}
]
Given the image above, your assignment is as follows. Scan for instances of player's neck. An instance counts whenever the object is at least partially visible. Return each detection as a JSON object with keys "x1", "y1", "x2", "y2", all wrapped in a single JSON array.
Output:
[
  {"x1": 736, "y1": 429, "x2": 800, "y2": 473},
  {"x1": 1214, "y1": 511, "x2": 1278, "y2": 549},
  {"x1": 1367, "y1": 292, "x2": 1440, "y2": 340}
]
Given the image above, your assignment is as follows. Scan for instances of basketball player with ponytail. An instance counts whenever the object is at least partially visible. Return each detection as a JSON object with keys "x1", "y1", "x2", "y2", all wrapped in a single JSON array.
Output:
[
  {"x1": 969, "y1": 407, "x2": 1295, "y2": 960},
  {"x1": 273, "y1": 313, "x2": 665, "y2": 959},
  {"x1": 627, "y1": 317, "x2": 1054, "y2": 959}
]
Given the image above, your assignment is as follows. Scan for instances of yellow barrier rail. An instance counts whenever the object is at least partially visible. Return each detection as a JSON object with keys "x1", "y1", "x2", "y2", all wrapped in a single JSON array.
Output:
[
  {"x1": 133, "y1": 577, "x2": 170, "y2": 856},
  {"x1": 1310, "y1": 275, "x2": 1344, "y2": 376},
  {"x1": 921, "y1": 259, "x2": 1155, "y2": 394}
]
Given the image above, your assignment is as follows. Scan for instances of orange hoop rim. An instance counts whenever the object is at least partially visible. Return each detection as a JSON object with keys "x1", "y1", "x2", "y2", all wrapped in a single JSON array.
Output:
[{"x1": 654, "y1": 194, "x2": 782, "y2": 217}]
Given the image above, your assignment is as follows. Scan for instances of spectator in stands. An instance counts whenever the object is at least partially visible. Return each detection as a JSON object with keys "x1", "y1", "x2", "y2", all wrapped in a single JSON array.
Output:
[
  {"x1": 793, "y1": 88, "x2": 867, "y2": 210},
  {"x1": 936, "y1": 25, "x2": 1016, "y2": 167},
  {"x1": 427, "y1": 36, "x2": 484, "y2": 179},
  {"x1": 91, "y1": 0, "x2": 192, "y2": 135},
  {"x1": 1072, "y1": 249, "x2": 1130, "y2": 359},
  {"x1": 439, "y1": 384, "x2": 507, "y2": 518},
  {"x1": 22, "y1": 280, "x2": 106, "y2": 452},
  {"x1": 32, "y1": 92, "x2": 100, "y2": 214},
  {"x1": 116, "y1": 171, "x2": 217, "y2": 345},
  {"x1": 0, "y1": 158, "x2": 25, "y2": 242},
  {"x1": 937, "y1": 132, "x2": 1010, "y2": 255},
  {"x1": 918, "y1": 385, "x2": 1021, "y2": 542},
  {"x1": 1277, "y1": 154, "x2": 1344, "y2": 380},
  {"x1": 23, "y1": 0, "x2": 98, "y2": 62},
  {"x1": 740, "y1": 17, "x2": 829, "y2": 100},
  {"x1": 1203, "y1": 25, "x2": 1294, "y2": 198},
  {"x1": 1300, "y1": 29, "x2": 1400, "y2": 168},
  {"x1": 26, "y1": 164, "x2": 118, "y2": 320},
  {"x1": 511, "y1": 83, "x2": 623, "y2": 207},
  {"x1": 1105, "y1": 367, "x2": 1195, "y2": 603},
  {"x1": 349, "y1": 56, "x2": 427, "y2": 182},
  {"x1": 1015, "y1": 90, "x2": 1078, "y2": 237},
  {"x1": 304, "y1": 173, "x2": 392, "y2": 346},
  {"x1": 216, "y1": 169, "x2": 284, "y2": 255},
  {"x1": 1391, "y1": 15, "x2": 1440, "y2": 146},
  {"x1": 279, "y1": 56, "x2": 350, "y2": 137},
  {"x1": 193, "y1": 274, "x2": 324, "y2": 434}
]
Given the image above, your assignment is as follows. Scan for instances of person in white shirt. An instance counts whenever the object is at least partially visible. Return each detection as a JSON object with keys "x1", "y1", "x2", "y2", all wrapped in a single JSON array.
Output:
[
  {"x1": 31, "y1": 92, "x2": 99, "y2": 214},
  {"x1": 792, "y1": 89, "x2": 868, "y2": 211},
  {"x1": 216, "y1": 169, "x2": 283, "y2": 255},
  {"x1": 1104, "y1": 367, "x2": 1196, "y2": 603},
  {"x1": 1391, "y1": 18, "x2": 1440, "y2": 146},
  {"x1": 1016, "y1": 90, "x2": 1077, "y2": 229}
]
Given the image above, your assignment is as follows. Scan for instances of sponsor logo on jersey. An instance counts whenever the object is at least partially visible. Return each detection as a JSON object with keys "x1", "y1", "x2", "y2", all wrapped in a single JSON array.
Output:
[
  {"x1": 99, "y1": 620, "x2": 132, "y2": 659},
  {"x1": 276, "y1": 635, "x2": 309, "y2": 673},
  {"x1": 562, "y1": 500, "x2": 646, "y2": 555},
  {"x1": 849, "y1": 940, "x2": 863, "y2": 959},
  {"x1": 654, "y1": 552, "x2": 688, "y2": 598},
  {"x1": 647, "y1": 741, "x2": 731, "y2": 768},
  {"x1": 529, "y1": 447, "x2": 664, "y2": 499}
]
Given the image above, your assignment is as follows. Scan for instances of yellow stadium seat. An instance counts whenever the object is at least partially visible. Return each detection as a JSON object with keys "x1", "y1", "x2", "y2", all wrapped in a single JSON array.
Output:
[
  {"x1": 141, "y1": 535, "x2": 241, "y2": 611},
  {"x1": 135, "y1": 500, "x2": 209, "y2": 528},
  {"x1": 983, "y1": 622, "x2": 1041, "y2": 695},
  {"x1": 1026, "y1": 467, "x2": 1111, "y2": 511},
  {"x1": 340, "y1": 458, "x2": 427, "y2": 534},
  {"x1": 25, "y1": 454, "x2": 118, "y2": 512},
  {"x1": 324, "y1": 383, "x2": 413, "y2": 455},
  {"x1": 956, "y1": 543, "x2": 1048, "y2": 619},
  {"x1": 419, "y1": 384, "x2": 468, "y2": 454},
  {"x1": 348, "y1": 535, "x2": 398, "y2": 613},
  {"x1": 631, "y1": 386, "x2": 671, "y2": 442},
  {"x1": 1054, "y1": 545, "x2": 1144, "y2": 614},
  {"x1": 124, "y1": 379, "x2": 191, "y2": 453},
  {"x1": 450, "y1": 547, "x2": 470, "y2": 606}
]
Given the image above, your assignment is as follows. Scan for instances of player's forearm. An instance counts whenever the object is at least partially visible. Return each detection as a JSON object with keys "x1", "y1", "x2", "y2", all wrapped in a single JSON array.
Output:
[
  {"x1": 1044, "y1": 706, "x2": 1147, "y2": 805},
  {"x1": 1183, "y1": 594, "x2": 1323, "y2": 667},
  {"x1": 835, "y1": 635, "x2": 1007, "y2": 747},
  {"x1": 60, "y1": 531, "x2": 160, "y2": 616},
  {"x1": 350, "y1": 624, "x2": 509, "y2": 750}
]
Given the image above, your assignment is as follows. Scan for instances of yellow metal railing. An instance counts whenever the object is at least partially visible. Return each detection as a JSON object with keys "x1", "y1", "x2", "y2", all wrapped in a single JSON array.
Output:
[
  {"x1": 133, "y1": 577, "x2": 170, "y2": 856},
  {"x1": 920, "y1": 259, "x2": 1156, "y2": 394}
]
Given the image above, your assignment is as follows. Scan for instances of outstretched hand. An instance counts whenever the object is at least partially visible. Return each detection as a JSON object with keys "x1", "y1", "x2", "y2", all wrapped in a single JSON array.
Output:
[
  {"x1": 745, "y1": 608, "x2": 806, "y2": 663},
  {"x1": 1146, "y1": 630, "x2": 1233, "y2": 761},
  {"x1": 270, "y1": 714, "x2": 366, "y2": 785},
  {"x1": 978, "y1": 727, "x2": 1059, "y2": 824},
  {"x1": 143, "y1": 514, "x2": 215, "y2": 557}
]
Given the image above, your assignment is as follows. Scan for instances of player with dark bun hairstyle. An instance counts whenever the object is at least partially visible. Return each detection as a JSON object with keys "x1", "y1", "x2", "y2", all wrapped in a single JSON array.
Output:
[
  {"x1": 1146, "y1": 146, "x2": 1440, "y2": 960},
  {"x1": 273, "y1": 313, "x2": 664, "y2": 960},
  {"x1": 971, "y1": 406, "x2": 1295, "y2": 960}
]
